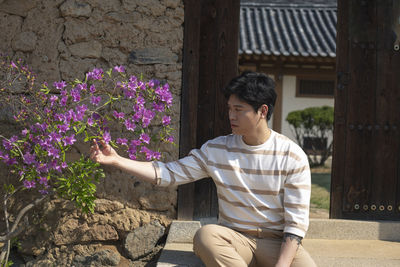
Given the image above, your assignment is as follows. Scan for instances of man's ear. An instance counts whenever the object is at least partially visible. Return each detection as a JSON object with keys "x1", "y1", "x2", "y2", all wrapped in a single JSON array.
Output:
[{"x1": 260, "y1": 104, "x2": 268, "y2": 118}]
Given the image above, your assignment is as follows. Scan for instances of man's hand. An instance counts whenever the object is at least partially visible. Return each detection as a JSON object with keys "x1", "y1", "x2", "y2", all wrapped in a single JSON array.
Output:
[
  {"x1": 275, "y1": 233, "x2": 302, "y2": 267},
  {"x1": 90, "y1": 139, "x2": 158, "y2": 184},
  {"x1": 90, "y1": 139, "x2": 120, "y2": 166}
]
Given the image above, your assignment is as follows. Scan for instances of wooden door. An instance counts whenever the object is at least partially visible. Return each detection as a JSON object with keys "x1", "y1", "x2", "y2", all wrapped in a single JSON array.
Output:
[
  {"x1": 178, "y1": 0, "x2": 240, "y2": 220},
  {"x1": 331, "y1": 0, "x2": 400, "y2": 220}
]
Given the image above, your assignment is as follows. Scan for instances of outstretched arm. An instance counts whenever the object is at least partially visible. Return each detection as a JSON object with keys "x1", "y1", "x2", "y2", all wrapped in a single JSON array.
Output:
[{"x1": 90, "y1": 140, "x2": 157, "y2": 184}]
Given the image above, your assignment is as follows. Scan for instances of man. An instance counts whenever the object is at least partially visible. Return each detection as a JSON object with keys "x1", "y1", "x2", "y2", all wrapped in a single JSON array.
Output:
[{"x1": 90, "y1": 72, "x2": 316, "y2": 267}]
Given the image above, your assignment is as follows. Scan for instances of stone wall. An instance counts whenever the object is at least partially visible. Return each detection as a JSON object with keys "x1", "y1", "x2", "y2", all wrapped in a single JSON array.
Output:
[{"x1": 0, "y1": 0, "x2": 183, "y2": 265}]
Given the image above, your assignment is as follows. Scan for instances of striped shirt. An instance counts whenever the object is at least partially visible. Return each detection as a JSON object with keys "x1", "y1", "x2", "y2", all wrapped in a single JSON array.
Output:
[{"x1": 153, "y1": 130, "x2": 311, "y2": 238}]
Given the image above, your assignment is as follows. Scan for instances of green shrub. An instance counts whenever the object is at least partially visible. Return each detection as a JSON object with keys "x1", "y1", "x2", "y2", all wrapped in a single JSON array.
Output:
[{"x1": 286, "y1": 106, "x2": 334, "y2": 167}]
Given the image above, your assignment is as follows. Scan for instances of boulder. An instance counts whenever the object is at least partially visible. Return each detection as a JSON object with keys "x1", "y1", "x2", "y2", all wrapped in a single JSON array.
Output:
[
  {"x1": 129, "y1": 48, "x2": 178, "y2": 65},
  {"x1": 60, "y1": 0, "x2": 92, "y2": 18},
  {"x1": 69, "y1": 40, "x2": 102, "y2": 59},
  {"x1": 124, "y1": 220, "x2": 165, "y2": 260},
  {"x1": 12, "y1": 31, "x2": 37, "y2": 52}
]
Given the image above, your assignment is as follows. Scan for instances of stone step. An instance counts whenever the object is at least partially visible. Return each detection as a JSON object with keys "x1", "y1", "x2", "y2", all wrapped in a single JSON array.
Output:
[{"x1": 156, "y1": 219, "x2": 400, "y2": 267}]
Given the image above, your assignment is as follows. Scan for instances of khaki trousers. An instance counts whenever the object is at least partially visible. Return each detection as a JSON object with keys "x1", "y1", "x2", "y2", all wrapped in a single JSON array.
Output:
[{"x1": 193, "y1": 224, "x2": 317, "y2": 267}]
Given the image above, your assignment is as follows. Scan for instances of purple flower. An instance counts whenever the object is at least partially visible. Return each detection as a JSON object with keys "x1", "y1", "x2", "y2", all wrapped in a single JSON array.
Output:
[
  {"x1": 124, "y1": 119, "x2": 136, "y2": 131},
  {"x1": 10, "y1": 61, "x2": 17, "y2": 68},
  {"x1": 129, "y1": 76, "x2": 137, "y2": 83},
  {"x1": 21, "y1": 129, "x2": 29, "y2": 136},
  {"x1": 113, "y1": 65, "x2": 125, "y2": 73},
  {"x1": 23, "y1": 152, "x2": 36, "y2": 165},
  {"x1": 124, "y1": 88, "x2": 136, "y2": 99},
  {"x1": 155, "y1": 84, "x2": 173, "y2": 106},
  {"x1": 3, "y1": 139, "x2": 13, "y2": 150},
  {"x1": 6, "y1": 157, "x2": 17, "y2": 165},
  {"x1": 137, "y1": 81, "x2": 146, "y2": 91},
  {"x1": 60, "y1": 96, "x2": 68, "y2": 106},
  {"x1": 113, "y1": 111, "x2": 125, "y2": 119},
  {"x1": 57, "y1": 124, "x2": 70, "y2": 134},
  {"x1": 116, "y1": 138, "x2": 128, "y2": 146},
  {"x1": 152, "y1": 102, "x2": 165, "y2": 112},
  {"x1": 47, "y1": 147, "x2": 60, "y2": 159},
  {"x1": 142, "y1": 109, "x2": 155, "y2": 128},
  {"x1": 86, "y1": 68, "x2": 103, "y2": 80},
  {"x1": 39, "y1": 190, "x2": 49, "y2": 195},
  {"x1": 162, "y1": 115, "x2": 171, "y2": 126},
  {"x1": 91, "y1": 96, "x2": 101, "y2": 105},
  {"x1": 23, "y1": 180, "x2": 36, "y2": 189},
  {"x1": 50, "y1": 132, "x2": 62, "y2": 142},
  {"x1": 103, "y1": 130, "x2": 111, "y2": 144},
  {"x1": 89, "y1": 84, "x2": 96, "y2": 93},
  {"x1": 63, "y1": 134, "x2": 76, "y2": 146},
  {"x1": 87, "y1": 117, "x2": 94, "y2": 126},
  {"x1": 75, "y1": 83, "x2": 87, "y2": 91},
  {"x1": 38, "y1": 176, "x2": 48, "y2": 187},
  {"x1": 61, "y1": 162, "x2": 68, "y2": 168},
  {"x1": 49, "y1": 95, "x2": 59, "y2": 106},
  {"x1": 166, "y1": 136, "x2": 174, "y2": 143},
  {"x1": 136, "y1": 95, "x2": 145, "y2": 107},
  {"x1": 140, "y1": 133, "x2": 150, "y2": 144},
  {"x1": 53, "y1": 81, "x2": 67, "y2": 90},
  {"x1": 70, "y1": 88, "x2": 81, "y2": 102}
]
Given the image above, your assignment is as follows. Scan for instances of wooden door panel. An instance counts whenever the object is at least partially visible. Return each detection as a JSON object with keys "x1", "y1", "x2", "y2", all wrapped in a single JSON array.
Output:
[{"x1": 332, "y1": 0, "x2": 400, "y2": 220}]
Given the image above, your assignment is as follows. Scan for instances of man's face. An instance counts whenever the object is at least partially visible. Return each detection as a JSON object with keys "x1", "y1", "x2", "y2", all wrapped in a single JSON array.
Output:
[{"x1": 227, "y1": 94, "x2": 264, "y2": 136}]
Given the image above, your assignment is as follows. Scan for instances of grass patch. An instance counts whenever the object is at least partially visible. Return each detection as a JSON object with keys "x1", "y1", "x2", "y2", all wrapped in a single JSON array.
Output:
[{"x1": 310, "y1": 172, "x2": 331, "y2": 210}]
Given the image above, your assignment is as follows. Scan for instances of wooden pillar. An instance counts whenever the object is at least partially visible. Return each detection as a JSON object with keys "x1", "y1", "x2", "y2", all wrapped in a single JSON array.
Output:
[{"x1": 178, "y1": 0, "x2": 240, "y2": 220}]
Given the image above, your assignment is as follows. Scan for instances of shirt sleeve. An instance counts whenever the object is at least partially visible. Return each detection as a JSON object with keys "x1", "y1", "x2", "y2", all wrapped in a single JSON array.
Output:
[
  {"x1": 283, "y1": 146, "x2": 311, "y2": 238},
  {"x1": 153, "y1": 143, "x2": 211, "y2": 187}
]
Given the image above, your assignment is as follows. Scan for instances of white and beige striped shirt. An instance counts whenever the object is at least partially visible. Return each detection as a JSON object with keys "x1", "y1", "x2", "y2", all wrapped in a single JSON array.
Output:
[{"x1": 153, "y1": 130, "x2": 311, "y2": 238}]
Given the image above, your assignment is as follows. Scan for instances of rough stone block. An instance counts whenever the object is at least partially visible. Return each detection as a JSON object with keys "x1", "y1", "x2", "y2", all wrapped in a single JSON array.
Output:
[
  {"x1": 12, "y1": 31, "x2": 37, "y2": 52},
  {"x1": 124, "y1": 220, "x2": 165, "y2": 260},
  {"x1": 166, "y1": 221, "x2": 202, "y2": 244},
  {"x1": 69, "y1": 41, "x2": 102, "y2": 59},
  {"x1": 60, "y1": 0, "x2": 92, "y2": 18},
  {"x1": 129, "y1": 48, "x2": 178, "y2": 65}
]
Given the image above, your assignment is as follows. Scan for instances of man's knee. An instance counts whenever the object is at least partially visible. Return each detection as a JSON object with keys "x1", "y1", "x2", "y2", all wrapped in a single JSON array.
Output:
[{"x1": 193, "y1": 224, "x2": 221, "y2": 255}]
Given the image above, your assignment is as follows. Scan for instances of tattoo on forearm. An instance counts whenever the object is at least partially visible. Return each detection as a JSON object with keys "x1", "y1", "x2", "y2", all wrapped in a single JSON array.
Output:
[{"x1": 283, "y1": 233, "x2": 303, "y2": 248}]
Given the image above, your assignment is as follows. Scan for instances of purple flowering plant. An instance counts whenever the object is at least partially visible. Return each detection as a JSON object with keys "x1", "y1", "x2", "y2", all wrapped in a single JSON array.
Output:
[{"x1": 0, "y1": 56, "x2": 175, "y2": 215}]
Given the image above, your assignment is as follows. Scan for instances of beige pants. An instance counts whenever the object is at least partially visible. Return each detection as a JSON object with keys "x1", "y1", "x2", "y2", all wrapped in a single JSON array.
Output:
[{"x1": 193, "y1": 224, "x2": 317, "y2": 267}]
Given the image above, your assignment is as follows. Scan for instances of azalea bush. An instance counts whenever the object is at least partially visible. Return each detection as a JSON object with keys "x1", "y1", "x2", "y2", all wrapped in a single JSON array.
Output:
[{"x1": 0, "y1": 55, "x2": 174, "y2": 266}]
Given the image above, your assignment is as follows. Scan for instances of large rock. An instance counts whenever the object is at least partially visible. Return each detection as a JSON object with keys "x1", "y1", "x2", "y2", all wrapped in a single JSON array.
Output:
[
  {"x1": 86, "y1": 0, "x2": 121, "y2": 12},
  {"x1": 63, "y1": 18, "x2": 95, "y2": 45},
  {"x1": 0, "y1": 13, "x2": 23, "y2": 53},
  {"x1": 124, "y1": 220, "x2": 165, "y2": 260},
  {"x1": 60, "y1": 0, "x2": 92, "y2": 18},
  {"x1": 129, "y1": 48, "x2": 178, "y2": 65},
  {"x1": 69, "y1": 40, "x2": 102, "y2": 58},
  {"x1": 12, "y1": 31, "x2": 37, "y2": 52},
  {"x1": 73, "y1": 249, "x2": 121, "y2": 267},
  {"x1": 54, "y1": 219, "x2": 119, "y2": 245},
  {"x1": 0, "y1": 0, "x2": 36, "y2": 17}
]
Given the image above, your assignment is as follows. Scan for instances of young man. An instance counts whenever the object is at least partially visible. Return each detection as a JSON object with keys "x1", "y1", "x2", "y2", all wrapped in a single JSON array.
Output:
[{"x1": 90, "y1": 72, "x2": 316, "y2": 267}]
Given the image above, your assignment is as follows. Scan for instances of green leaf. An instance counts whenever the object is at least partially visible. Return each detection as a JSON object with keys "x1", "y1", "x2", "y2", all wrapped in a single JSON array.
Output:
[{"x1": 76, "y1": 124, "x2": 86, "y2": 135}]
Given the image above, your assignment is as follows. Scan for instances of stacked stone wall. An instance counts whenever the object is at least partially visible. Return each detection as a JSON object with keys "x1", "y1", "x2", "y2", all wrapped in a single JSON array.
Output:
[{"x1": 0, "y1": 0, "x2": 183, "y2": 265}]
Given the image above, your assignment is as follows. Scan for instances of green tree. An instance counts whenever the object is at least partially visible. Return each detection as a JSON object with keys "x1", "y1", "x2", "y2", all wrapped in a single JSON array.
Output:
[{"x1": 286, "y1": 106, "x2": 334, "y2": 167}]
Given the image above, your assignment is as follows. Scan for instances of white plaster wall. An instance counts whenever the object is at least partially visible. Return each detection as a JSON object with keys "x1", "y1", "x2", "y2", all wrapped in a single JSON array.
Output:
[{"x1": 280, "y1": 75, "x2": 335, "y2": 144}]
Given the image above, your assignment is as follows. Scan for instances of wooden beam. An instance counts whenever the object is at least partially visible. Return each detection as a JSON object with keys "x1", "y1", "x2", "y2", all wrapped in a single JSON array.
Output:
[{"x1": 177, "y1": 0, "x2": 202, "y2": 220}]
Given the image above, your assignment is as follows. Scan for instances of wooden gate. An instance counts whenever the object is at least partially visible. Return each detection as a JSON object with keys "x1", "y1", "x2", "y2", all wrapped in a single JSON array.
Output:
[
  {"x1": 178, "y1": 0, "x2": 240, "y2": 220},
  {"x1": 331, "y1": 0, "x2": 400, "y2": 220}
]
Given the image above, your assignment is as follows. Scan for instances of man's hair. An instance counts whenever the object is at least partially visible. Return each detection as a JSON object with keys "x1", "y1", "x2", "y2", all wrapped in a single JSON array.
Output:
[{"x1": 222, "y1": 71, "x2": 277, "y2": 120}]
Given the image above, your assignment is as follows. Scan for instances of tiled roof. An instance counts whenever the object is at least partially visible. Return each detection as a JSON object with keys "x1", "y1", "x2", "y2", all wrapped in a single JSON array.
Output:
[{"x1": 239, "y1": 1, "x2": 337, "y2": 58}]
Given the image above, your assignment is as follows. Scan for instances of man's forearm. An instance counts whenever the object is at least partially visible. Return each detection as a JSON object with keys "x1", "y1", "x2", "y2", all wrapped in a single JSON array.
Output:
[
  {"x1": 112, "y1": 155, "x2": 158, "y2": 184},
  {"x1": 275, "y1": 233, "x2": 302, "y2": 267}
]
